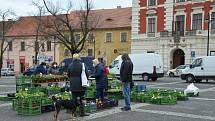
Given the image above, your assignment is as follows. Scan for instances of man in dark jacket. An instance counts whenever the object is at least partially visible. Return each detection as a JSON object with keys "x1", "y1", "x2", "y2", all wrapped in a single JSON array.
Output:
[
  {"x1": 120, "y1": 53, "x2": 133, "y2": 111},
  {"x1": 67, "y1": 53, "x2": 89, "y2": 116},
  {"x1": 34, "y1": 62, "x2": 47, "y2": 75}
]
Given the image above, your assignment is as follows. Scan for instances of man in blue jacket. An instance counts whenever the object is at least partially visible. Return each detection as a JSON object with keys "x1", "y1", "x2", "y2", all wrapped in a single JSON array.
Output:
[
  {"x1": 34, "y1": 62, "x2": 47, "y2": 74},
  {"x1": 120, "y1": 53, "x2": 133, "y2": 111}
]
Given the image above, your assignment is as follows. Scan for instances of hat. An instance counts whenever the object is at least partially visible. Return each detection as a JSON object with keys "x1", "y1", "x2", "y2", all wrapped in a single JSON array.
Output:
[
  {"x1": 93, "y1": 59, "x2": 99, "y2": 65},
  {"x1": 73, "y1": 53, "x2": 80, "y2": 59}
]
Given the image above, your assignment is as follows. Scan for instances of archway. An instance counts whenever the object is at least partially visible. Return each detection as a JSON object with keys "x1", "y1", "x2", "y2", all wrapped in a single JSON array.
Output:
[{"x1": 172, "y1": 49, "x2": 185, "y2": 69}]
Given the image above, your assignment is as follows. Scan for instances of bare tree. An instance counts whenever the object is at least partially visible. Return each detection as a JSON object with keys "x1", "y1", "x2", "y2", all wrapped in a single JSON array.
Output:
[
  {"x1": 0, "y1": 9, "x2": 15, "y2": 77},
  {"x1": 39, "y1": 0, "x2": 99, "y2": 57},
  {"x1": 28, "y1": 1, "x2": 47, "y2": 65}
]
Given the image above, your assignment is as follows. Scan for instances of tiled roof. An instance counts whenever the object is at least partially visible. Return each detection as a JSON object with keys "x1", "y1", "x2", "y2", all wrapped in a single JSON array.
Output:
[
  {"x1": 5, "y1": 7, "x2": 131, "y2": 37},
  {"x1": 0, "y1": 20, "x2": 15, "y2": 37}
]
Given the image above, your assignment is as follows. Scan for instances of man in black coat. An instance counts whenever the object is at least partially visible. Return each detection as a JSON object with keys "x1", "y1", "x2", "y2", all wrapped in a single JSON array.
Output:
[
  {"x1": 120, "y1": 53, "x2": 133, "y2": 111},
  {"x1": 67, "y1": 53, "x2": 89, "y2": 116}
]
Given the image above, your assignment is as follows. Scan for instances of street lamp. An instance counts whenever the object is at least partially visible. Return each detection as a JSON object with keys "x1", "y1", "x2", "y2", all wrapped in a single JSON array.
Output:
[{"x1": 205, "y1": 13, "x2": 214, "y2": 56}]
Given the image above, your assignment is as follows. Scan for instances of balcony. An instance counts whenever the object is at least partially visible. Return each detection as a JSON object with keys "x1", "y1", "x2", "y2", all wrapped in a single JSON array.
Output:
[
  {"x1": 147, "y1": 32, "x2": 155, "y2": 37},
  {"x1": 186, "y1": 30, "x2": 197, "y2": 36},
  {"x1": 160, "y1": 31, "x2": 169, "y2": 37}
]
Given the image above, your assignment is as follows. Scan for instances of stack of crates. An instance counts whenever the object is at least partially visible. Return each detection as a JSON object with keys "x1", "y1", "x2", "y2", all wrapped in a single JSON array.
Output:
[
  {"x1": 85, "y1": 87, "x2": 95, "y2": 99},
  {"x1": 16, "y1": 76, "x2": 32, "y2": 92},
  {"x1": 16, "y1": 96, "x2": 41, "y2": 116}
]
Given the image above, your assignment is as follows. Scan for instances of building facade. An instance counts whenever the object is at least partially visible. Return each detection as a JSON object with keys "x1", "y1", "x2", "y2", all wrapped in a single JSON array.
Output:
[
  {"x1": 59, "y1": 7, "x2": 131, "y2": 65},
  {"x1": 5, "y1": 17, "x2": 60, "y2": 74},
  {"x1": 132, "y1": 0, "x2": 215, "y2": 72}
]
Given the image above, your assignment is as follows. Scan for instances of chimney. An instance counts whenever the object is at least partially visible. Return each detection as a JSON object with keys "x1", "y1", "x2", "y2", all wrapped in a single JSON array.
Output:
[{"x1": 117, "y1": 6, "x2": 121, "y2": 8}]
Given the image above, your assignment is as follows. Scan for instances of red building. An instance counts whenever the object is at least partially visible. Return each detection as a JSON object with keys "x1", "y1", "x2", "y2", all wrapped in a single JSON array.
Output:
[{"x1": 132, "y1": 0, "x2": 215, "y2": 71}]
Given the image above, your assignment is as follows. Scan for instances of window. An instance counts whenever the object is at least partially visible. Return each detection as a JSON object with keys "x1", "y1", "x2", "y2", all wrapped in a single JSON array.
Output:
[
  {"x1": 35, "y1": 42, "x2": 39, "y2": 52},
  {"x1": 147, "y1": 18, "x2": 156, "y2": 37},
  {"x1": 192, "y1": 13, "x2": 202, "y2": 30},
  {"x1": 175, "y1": 15, "x2": 185, "y2": 36},
  {"x1": 211, "y1": 12, "x2": 215, "y2": 29},
  {"x1": 87, "y1": 33, "x2": 94, "y2": 43},
  {"x1": 47, "y1": 41, "x2": 51, "y2": 51},
  {"x1": 120, "y1": 32, "x2": 127, "y2": 42},
  {"x1": 176, "y1": 0, "x2": 185, "y2": 3},
  {"x1": 64, "y1": 49, "x2": 70, "y2": 56},
  {"x1": 75, "y1": 34, "x2": 80, "y2": 42},
  {"x1": 8, "y1": 41, "x2": 12, "y2": 51},
  {"x1": 21, "y1": 42, "x2": 25, "y2": 51},
  {"x1": 88, "y1": 49, "x2": 93, "y2": 56},
  {"x1": 148, "y1": 0, "x2": 156, "y2": 6},
  {"x1": 192, "y1": 58, "x2": 202, "y2": 67},
  {"x1": 210, "y1": 51, "x2": 215, "y2": 56},
  {"x1": 41, "y1": 43, "x2": 45, "y2": 52},
  {"x1": 106, "y1": 33, "x2": 112, "y2": 42}
]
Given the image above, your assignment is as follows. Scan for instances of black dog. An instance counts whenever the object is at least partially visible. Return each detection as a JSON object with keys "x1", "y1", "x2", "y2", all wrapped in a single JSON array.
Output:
[{"x1": 51, "y1": 96, "x2": 81, "y2": 121}]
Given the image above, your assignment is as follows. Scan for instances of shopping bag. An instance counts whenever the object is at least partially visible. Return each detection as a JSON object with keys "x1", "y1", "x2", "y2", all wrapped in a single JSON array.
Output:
[
  {"x1": 81, "y1": 63, "x2": 89, "y2": 87},
  {"x1": 184, "y1": 83, "x2": 199, "y2": 96}
]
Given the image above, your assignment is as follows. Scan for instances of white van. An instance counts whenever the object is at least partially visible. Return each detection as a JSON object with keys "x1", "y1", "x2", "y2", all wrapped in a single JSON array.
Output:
[
  {"x1": 181, "y1": 56, "x2": 215, "y2": 83},
  {"x1": 109, "y1": 53, "x2": 164, "y2": 81}
]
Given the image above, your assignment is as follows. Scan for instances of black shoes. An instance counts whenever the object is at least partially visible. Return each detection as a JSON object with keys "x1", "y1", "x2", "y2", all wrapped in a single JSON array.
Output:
[{"x1": 121, "y1": 107, "x2": 131, "y2": 111}]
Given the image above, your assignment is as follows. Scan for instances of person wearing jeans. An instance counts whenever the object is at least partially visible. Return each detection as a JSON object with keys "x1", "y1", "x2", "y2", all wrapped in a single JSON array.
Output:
[{"x1": 120, "y1": 53, "x2": 133, "y2": 111}]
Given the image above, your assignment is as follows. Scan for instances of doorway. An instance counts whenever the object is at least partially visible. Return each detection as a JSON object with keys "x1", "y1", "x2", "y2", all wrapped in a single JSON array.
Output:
[{"x1": 172, "y1": 49, "x2": 185, "y2": 68}]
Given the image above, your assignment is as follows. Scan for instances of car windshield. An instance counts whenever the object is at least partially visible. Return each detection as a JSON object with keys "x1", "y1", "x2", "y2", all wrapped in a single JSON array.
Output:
[
  {"x1": 111, "y1": 60, "x2": 119, "y2": 67},
  {"x1": 177, "y1": 65, "x2": 187, "y2": 69}
]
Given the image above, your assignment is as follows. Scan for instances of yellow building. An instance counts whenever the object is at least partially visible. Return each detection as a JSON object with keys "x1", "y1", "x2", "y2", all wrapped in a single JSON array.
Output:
[{"x1": 59, "y1": 7, "x2": 131, "y2": 66}]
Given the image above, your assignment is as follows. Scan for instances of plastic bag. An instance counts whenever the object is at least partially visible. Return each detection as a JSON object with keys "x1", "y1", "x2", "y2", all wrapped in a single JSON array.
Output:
[{"x1": 184, "y1": 83, "x2": 200, "y2": 95}]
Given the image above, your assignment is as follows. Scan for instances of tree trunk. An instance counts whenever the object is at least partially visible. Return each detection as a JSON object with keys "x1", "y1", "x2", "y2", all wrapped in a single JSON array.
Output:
[
  {"x1": 35, "y1": 51, "x2": 38, "y2": 64},
  {"x1": 0, "y1": 55, "x2": 3, "y2": 78}
]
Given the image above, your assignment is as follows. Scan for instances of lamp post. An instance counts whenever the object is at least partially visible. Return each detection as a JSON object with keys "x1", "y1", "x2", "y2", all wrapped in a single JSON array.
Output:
[{"x1": 207, "y1": 14, "x2": 210, "y2": 56}]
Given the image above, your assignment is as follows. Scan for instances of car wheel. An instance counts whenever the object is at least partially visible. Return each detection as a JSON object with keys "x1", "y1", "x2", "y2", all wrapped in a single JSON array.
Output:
[
  {"x1": 142, "y1": 73, "x2": 150, "y2": 81},
  {"x1": 169, "y1": 72, "x2": 174, "y2": 77},
  {"x1": 195, "y1": 79, "x2": 202, "y2": 83},
  {"x1": 186, "y1": 75, "x2": 195, "y2": 83}
]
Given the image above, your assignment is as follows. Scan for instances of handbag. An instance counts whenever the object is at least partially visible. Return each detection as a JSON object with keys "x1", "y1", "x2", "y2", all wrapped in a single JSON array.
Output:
[{"x1": 81, "y1": 63, "x2": 89, "y2": 87}]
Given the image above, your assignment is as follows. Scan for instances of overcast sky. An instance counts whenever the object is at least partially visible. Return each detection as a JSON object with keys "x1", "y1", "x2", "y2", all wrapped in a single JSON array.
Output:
[{"x1": 0, "y1": 0, "x2": 132, "y2": 17}]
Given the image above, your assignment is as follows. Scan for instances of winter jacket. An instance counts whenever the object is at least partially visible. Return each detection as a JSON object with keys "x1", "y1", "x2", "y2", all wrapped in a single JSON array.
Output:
[
  {"x1": 68, "y1": 59, "x2": 89, "y2": 92},
  {"x1": 34, "y1": 64, "x2": 47, "y2": 75},
  {"x1": 92, "y1": 63, "x2": 107, "y2": 89},
  {"x1": 47, "y1": 66, "x2": 59, "y2": 75},
  {"x1": 120, "y1": 60, "x2": 133, "y2": 82}
]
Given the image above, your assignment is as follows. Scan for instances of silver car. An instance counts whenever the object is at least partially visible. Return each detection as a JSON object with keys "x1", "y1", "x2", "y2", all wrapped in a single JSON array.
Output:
[
  {"x1": 167, "y1": 65, "x2": 189, "y2": 77},
  {"x1": 1, "y1": 68, "x2": 16, "y2": 76}
]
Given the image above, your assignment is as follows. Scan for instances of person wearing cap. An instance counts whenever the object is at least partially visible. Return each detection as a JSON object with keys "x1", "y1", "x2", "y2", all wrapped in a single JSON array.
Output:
[
  {"x1": 47, "y1": 62, "x2": 59, "y2": 75},
  {"x1": 67, "y1": 53, "x2": 89, "y2": 116}
]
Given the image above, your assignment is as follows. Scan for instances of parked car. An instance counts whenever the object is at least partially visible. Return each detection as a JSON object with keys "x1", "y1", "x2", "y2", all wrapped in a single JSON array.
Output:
[
  {"x1": 58, "y1": 56, "x2": 94, "y2": 75},
  {"x1": 1, "y1": 68, "x2": 15, "y2": 76},
  {"x1": 23, "y1": 65, "x2": 38, "y2": 76},
  {"x1": 167, "y1": 65, "x2": 189, "y2": 77}
]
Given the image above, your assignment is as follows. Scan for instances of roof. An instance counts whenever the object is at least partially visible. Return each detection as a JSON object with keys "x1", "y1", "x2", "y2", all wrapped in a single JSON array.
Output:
[
  {"x1": 5, "y1": 7, "x2": 131, "y2": 37},
  {"x1": 90, "y1": 7, "x2": 131, "y2": 29},
  {"x1": 0, "y1": 20, "x2": 15, "y2": 37}
]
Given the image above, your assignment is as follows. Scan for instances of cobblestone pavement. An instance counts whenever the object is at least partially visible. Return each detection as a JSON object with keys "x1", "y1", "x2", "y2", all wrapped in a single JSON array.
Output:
[{"x1": 0, "y1": 77, "x2": 215, "y2": 121}]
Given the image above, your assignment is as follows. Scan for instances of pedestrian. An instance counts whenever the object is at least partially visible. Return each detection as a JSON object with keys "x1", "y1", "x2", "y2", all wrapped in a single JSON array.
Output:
[
  {"x1": 34, "y1": 62, "x2": 47, "y2": 75},
  {"x1": 91, "y1": 59, "x2": 107, "y2": 101},
  {"x1": 47, "y1": 62, "x2": 59, "y2": 75},
  {"x1": 120, "y1": 53, "x2": 133, "y2": 111},
  {"x1": 67, "y1": 53, "x2": 89, "y2": 117},
  {"x1": 102, "y1": 61, "x2": 110, "y2": 99}
]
